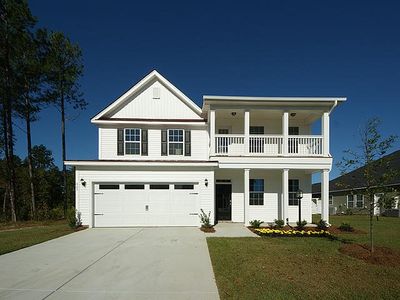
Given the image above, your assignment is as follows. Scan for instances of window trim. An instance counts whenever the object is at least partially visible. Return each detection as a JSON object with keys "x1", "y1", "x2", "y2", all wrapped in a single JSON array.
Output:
[
  {"x1": 249, "y1": 179, "x2": 264, "y2": 206},
  {"x1": 168, "y1": 129, "x2": 185, "y2": 156},
  {"x1": 347, "y1": 194, "x2": 354, "y2": 208},
  {"x1": 124, "y1": 128, "x2": 141, "y2": 155}
]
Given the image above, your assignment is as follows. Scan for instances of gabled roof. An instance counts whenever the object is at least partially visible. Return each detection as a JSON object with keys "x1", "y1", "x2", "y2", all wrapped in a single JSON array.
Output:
[
  {"x1": 91, "y1": 70, "x2": 202, "y2": 122},
  {"x1": 312, "y1": 150, "x2": 400, "y2": 195}
]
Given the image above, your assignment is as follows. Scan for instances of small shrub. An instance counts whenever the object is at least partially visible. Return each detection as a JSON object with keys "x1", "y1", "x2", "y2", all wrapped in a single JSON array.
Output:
[
  {"x1": 49, "y1": 207, "x2": 64, "y2": 220},
  {"x1": 249, "y1": 220, "x2": 264, "y2": 228},
  {"x1": 67, "y1": 208, "x2": 82, "y2": 229},
  {"x1": 316, "y1": 219, "x2": 329, "y2": 230},
  {"x1": 274, "y1": 219, "x2": 285, "y2": 229},
  {"x1": 345, "y1": 208, "x2": 353, "y2": 215},
  {"x1": 339, "y1": 222, "x2": 353, "y2": 232},
  {"x1": 296, "y1": 220, "x2": 308, "y2": 230},
  {"x1": 199, "y1": 209, "x2": 212, "y2": 228}
]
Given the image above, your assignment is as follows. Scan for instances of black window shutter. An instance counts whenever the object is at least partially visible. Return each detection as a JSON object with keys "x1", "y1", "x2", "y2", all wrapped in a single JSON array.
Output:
[
  {"x1": 141, "y1": 129, "x2": 148, "y2": 156},
  {"x1": 117, "y1": 128, "x2": 124, "y2": 156},
  {"x1": 161, "y1": 130, "x2": 168, "y2": 156},
  {"x1": 185, "y1": 130, "x2": 191, "y2": 156}
]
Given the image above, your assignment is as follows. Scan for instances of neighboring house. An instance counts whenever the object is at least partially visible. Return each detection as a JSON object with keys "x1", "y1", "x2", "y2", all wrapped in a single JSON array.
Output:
[
  {"x1": 65, "y1": 70, "x2": 346, "y2": 227},
  {"x1": 312, "y1": 150, "x2": 400, "y2": 215}
]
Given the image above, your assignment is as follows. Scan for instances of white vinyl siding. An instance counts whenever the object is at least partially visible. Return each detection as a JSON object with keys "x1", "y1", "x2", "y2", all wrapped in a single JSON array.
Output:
[{"x1": 98, "y1": 126, "x2": 208, "y2": 160}]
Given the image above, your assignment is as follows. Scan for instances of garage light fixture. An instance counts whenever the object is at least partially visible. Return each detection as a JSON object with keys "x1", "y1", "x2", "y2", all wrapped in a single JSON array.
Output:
[
  {"x1": 205, "y1": 179, "x2": 208, "y2": 187},
  {"x1": 80, "y1": 178, "x2": 86, "y2": 187}
]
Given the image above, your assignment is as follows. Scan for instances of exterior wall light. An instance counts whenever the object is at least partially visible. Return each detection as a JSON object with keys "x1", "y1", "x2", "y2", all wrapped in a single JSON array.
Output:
[
  {"x1": 205, "y1": 179, "x2": 208, "y2": 187},
  {"x1": 231, "y1": 112, "x2": 237, "y2": 116},
  {"x1": 80, "y1": 178, "x2": 86, "y2": 187},
  {"x1": 290, "y1": 112, "x2": 296, "y2": 117}
]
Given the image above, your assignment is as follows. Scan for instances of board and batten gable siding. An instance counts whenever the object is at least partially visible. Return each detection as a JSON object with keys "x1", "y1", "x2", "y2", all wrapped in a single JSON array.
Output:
[
  {"x1": 75, "y1": 167, "x2": 215, "y2": 227},
  {"x1": 98, "y1": 126, "x2": 209, "y2": 160},
  {"x1": 108, "y1": 80, "x2": 201, "y2": 120}
]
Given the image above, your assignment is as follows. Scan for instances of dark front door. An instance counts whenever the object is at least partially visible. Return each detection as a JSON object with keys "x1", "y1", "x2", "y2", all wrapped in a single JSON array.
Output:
[{"x1": 216, "y1": 184, "x2": 232, "y2": 221}]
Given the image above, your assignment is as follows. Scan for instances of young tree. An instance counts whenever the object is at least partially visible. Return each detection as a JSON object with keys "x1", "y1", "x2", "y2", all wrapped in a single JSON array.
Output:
[
  {"x1": 338, "y1": 118, "x2": 398, "y2": 253},
  {"x1": 45, "y1": 32, "x2": 86, "y2": 216},
  {"x1": 0, "y1": 0, "x2": 36, "y2": 222}
]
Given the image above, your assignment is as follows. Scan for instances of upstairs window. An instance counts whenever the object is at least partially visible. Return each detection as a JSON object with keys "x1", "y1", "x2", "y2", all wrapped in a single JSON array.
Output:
[
  {"x1": 125, "y1": 128, "x2": 141, "y2": 155},
  {"x1": 250, "y1": 179, "x2": 264, "y2": 205},
  {"x1": 168, "y1": 129, "x2": 184, "y2": 155}
]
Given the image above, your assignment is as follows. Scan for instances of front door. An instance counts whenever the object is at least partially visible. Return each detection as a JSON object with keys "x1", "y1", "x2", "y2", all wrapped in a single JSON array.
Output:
[{"x1": 216, "y1": 184, "x2": 232, "y2": 221}]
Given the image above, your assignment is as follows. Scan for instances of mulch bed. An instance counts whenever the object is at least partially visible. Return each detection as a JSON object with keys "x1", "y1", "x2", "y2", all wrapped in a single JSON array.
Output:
[
  {"x1": 339, "y1": 243, "x2": 400, "y2": 267},
  {"x1": 200, "y1": 227, "x2": 215, "y2": 233},
  {"x1": 75, "y1": 225, "x2": 88, "y2": 232},
  {"x1": 328, "y1": 225, "x2": 366, "y2": 234}
]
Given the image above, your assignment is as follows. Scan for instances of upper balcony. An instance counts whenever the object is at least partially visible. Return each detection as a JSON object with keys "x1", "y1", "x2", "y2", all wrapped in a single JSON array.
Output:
[{"x1": 203, "y1": 96, "x2": 347, "y2": 158}]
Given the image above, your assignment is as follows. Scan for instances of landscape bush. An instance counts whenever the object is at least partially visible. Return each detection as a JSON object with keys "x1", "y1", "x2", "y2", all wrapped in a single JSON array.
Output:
[
  {"x1": 339, "y1": 222, "x2": 354, "y2": 232},
  {"x1": 296, "y1": 220, "x2": 308, "y2": 230},
  {"x1": 249, "y1": 220, "x2": 264, "y2": 228},
  {"x1": 199, "y1": 209, "x2": 212, "y2": 228},
  {"x1": 274, "y1": 219, "x2": 285, "y2": 229},
  {"x1": 316, "y1": 219, "x2": 329, "y2": 230}
]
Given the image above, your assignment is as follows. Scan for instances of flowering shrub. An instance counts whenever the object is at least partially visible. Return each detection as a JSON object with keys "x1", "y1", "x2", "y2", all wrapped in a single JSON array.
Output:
[{"x1": 254, "y1": 228, "x2": 333, "y2": 239}]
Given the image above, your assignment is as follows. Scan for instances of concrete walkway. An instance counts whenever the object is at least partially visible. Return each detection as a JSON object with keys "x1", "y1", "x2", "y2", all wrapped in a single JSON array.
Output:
[
  {"x1": 204, "y1": 222, "x2": 259, "y2": 237},
  {"x1": 0, "y1": 228, "x2": 219, "y2": 300}
]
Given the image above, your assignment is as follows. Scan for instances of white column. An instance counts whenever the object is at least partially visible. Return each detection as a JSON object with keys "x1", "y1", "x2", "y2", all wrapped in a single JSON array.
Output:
[
  {"x1": 321, "y1": 169, "x2": 330, "y2": 223},
  {"x1": 209, "y1": 110, "x2": 215, "y2": 155},
  {"x1": 322, "y1": 112, "x2": 330, "y2": 156},
  {"x1": 282, "y1": 169, "x2": 289, "y2": 222},
  {"x1": 244, "y1": 168, "x2": 250, "y2": 225},
  {"x1": 244, "y1": 110, "x2": 250, "y2": 155},
  {"x1": 282, "y1": 111, "x2": 289, "y2": 156}
]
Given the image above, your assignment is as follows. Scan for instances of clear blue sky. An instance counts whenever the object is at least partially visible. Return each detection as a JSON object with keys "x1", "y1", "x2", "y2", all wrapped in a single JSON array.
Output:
[{"x1": 14, "y1": 0, "x2": 400, "y2": 180}]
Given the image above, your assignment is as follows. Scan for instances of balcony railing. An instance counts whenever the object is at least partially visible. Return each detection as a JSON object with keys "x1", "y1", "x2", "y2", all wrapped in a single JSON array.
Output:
[{"x1": 214, "y1": 134, "x2": 324, "y2": 156}]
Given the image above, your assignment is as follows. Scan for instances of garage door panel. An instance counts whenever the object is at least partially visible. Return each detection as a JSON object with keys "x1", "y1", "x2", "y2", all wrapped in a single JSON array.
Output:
[{"x1": 94, "y1": 183, "x2": 200, "y2": 227}]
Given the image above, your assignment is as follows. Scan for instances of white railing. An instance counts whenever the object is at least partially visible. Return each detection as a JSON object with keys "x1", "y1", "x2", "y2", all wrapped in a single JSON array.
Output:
[
  {"x1": 214, "y1": 134, "x2": 324, "y2": 156},
  {"x1": 288, "y1": 135, "x2": 323, "y2": 156}
]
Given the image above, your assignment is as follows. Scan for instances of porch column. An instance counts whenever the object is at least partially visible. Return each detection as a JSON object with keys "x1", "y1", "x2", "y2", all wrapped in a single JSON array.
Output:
[
  {"x1": 209, "y1": 110, "x2": 215, "y2": 155},
  {"x1": 322, "y1": 112, "x2": 330, "y2": 156},
  {"x1": 321, "y1": 169, "x2": 330, "y2": 223},
  {"x1": 282, "y1": 111, "x2": 289, "y2": 156},
  {"x1": 244, "y1": 110, "x2": 250, "y2": 155},
  {"x1": 244, "y1": 168, "x2": 250, "y2": 225},
  {"x1": 282, "y1": 168, "x2": 289, "y2": 222}
]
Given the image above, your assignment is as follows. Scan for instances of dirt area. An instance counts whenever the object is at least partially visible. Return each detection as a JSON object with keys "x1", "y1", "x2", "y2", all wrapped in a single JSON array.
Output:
[
  {"x1": 200, "y1": 227, "x2": 215, "y2": 233},
  {"x1": 339, "y1": 243, "x2": 400, "y2": 267},
  {"x1": 328, "y1": 225, "x2": 366, "y2": 234}
]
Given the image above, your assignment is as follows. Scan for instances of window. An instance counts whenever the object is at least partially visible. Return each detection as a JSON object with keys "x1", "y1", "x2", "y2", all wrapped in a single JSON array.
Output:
[
  {"x1": 250, "y1": 126, "x2": 264, "y2": 135},
  {"x1": 356, "y1": 195, "x2": 364, "y2": 208},
  {"x1": 150, "y1": 184, "x2": 169, "y2": 190},
  {"x1": 347, "y1": 195, "x2": 354, "y2": 208},
  {"x1": 289, "y1": 179, "x2": 300, "y2": 206},
  {"x1": 329, "y1": 195, "x2": 333, "y2": 206},
  {"x1": 218, "y1": 129, "x2": 229, "y2": 134},
  {"x1": 99, "y1": 184, "x2": 120, "y2": 190},
  {"x1": 174, "y1": 184, "x2": 194, "y2": 190},
  {"x1": 168, "y1": 129, "x2": 184, "y2": 155},
  {"x1": 125, "y1": 184, "x2": 144, "y2": 190},
  {"x1": 250, "y1": 179, "x2": 264, "y2": 205},
  {"x1": 289, "y1": 127, "x2": 299, "y2": 135},
  {"x1": 125, "y1": 128, "x2": 141, "y2": 155}
]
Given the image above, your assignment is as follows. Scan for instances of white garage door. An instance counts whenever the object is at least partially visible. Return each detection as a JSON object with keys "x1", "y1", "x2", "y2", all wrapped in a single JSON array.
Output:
[{"x1": 93, "y1": 183, "x2": 200, "y2": 227}]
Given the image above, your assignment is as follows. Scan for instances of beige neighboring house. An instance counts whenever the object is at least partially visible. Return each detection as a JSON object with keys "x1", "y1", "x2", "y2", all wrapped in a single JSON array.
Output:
[{"x1": 312, "y1": 150, "x2": 400, "y2": 216}]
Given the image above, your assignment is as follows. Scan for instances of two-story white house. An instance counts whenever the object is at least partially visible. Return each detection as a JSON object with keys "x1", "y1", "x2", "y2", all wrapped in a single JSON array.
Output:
[{"x1": 65, "y1": 70, "x2": 346, "y2": 228}]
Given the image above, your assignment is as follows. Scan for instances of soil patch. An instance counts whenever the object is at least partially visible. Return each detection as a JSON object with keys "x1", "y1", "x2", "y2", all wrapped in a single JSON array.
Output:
[
  {"x1": 329, "y1": 225, "x2": 366, "y2": 234},
  {"x1": 339, "y1": 243, "x2": 400, "y2": 267},
  {"x1": 200, "y1": 227, "x2": 215, "y2": 233}
]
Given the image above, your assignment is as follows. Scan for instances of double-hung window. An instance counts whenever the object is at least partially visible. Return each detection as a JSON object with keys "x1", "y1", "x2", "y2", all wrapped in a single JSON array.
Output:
[
  {"x1": 347, "y1": 195, "x2": 354, "y2": 208},
  {"x1": 288, "y1": 179, "x2": 300, "y2": 205},
  {"x1": 356, "y1": 195, "x2": 364, "y2": 208},
  {"x1": 168, "y1": 129, "x2": 184, "y2": 155},
  {"x1": 250, "y1": 179, "x2": 264, "y2": 205},
  {"x1": 125, "y1": 128, "x2": 141, "y2": 155}
]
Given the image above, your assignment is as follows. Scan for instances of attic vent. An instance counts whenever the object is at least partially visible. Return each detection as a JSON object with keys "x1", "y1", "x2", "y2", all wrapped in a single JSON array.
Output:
[{"x1": 153, "y1": 87, "x2": 160, "y2": 99}]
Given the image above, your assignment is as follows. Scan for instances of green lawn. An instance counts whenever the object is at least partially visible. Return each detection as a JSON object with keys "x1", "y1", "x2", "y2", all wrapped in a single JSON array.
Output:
[
  {"x1": 207, "y1": 215, "x2": 400, "y2": 299},
  {"x1": 0, "y1": 220, "x2": 76, "y2": 255},
  {"x1": 313, "y1": 214, "x2": 400, "y2": 249}
]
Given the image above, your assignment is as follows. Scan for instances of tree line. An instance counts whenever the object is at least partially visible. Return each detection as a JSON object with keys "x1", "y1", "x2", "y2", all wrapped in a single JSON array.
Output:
[{"x1": 0, "y1": 0, "x2": 87, "y2": 222}]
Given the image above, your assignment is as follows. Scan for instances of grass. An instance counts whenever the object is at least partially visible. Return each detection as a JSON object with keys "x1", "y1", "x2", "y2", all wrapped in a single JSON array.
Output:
[
  {"x1": 0, "y1": 220, "x2": 76, "y2": 255},
  {"x1": 313, "y1": 214, "x2": 400, "y2": 249},
  {"x1": 207, "y1": 215, "x2": 400, "y2": 299}
]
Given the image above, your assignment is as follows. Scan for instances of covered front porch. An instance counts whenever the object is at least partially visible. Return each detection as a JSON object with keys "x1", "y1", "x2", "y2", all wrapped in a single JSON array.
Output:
[{"x1": 214, "y1": 168, "x2": 330, "y2": 226}]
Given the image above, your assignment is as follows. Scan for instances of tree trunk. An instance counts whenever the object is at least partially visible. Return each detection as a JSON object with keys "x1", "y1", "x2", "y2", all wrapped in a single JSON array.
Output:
[
  {"x1": 369, "y1": 193, "x2": 374, "y2": 253},
  {"x1": 25, "y1": 100, "x2": 36, "y2": 219},
  {"x1": 2, "y1": 185, "x2": 7, "y2": 215},
  {"x1": 61, "y1": 91, "x2": 67, "y2": 217}
]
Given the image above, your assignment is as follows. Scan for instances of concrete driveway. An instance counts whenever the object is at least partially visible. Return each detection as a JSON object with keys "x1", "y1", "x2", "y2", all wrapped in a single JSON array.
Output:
[{"x1": 0, "y1": 228, "x2": 219, "y2": 300}]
